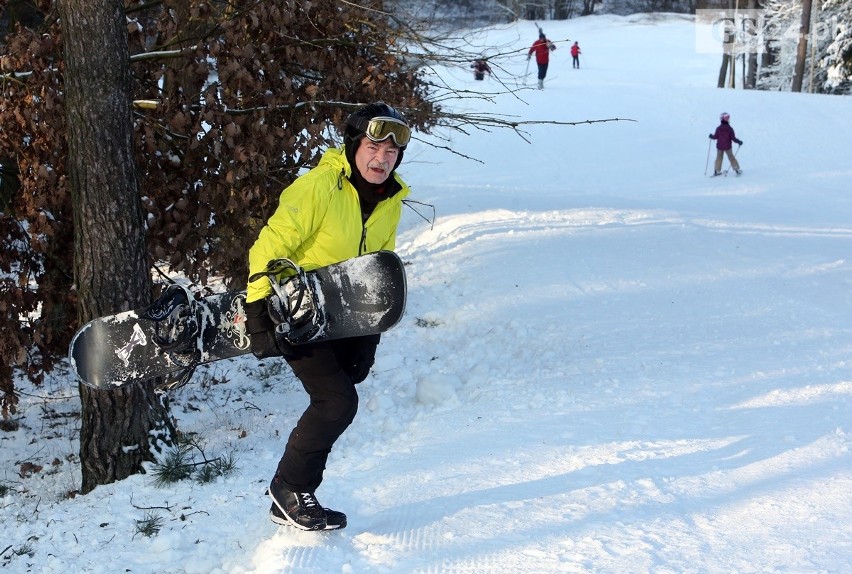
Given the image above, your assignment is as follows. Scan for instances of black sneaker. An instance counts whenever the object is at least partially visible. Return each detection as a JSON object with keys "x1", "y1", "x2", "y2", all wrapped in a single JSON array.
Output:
[
  {"x1": 269, "y1": 502, "x2": 347, "y2": 530},
  {"x1": 268, "y1": 475, "x2": 327, "y2": 531}
]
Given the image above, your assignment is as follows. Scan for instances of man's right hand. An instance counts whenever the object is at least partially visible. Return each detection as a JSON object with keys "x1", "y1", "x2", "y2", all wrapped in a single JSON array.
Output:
[
  {"x1": 249, "y1": 329, "x2": 282, "y2": 359},
  {"x1": 244, "y1": 299, "x2": 301, "y2": 359}
]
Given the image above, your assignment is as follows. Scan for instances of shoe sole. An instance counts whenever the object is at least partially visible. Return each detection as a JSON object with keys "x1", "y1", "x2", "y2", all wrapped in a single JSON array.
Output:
[
  {"x1": 267, "y1": 491, "x2": 327, "y2": 531},
  {"x1": 268, "y1": 501, "x2": 345, "y2": 531},
  {"x1": 269, "y1": 504, "x2": 346, "y2": 531}
]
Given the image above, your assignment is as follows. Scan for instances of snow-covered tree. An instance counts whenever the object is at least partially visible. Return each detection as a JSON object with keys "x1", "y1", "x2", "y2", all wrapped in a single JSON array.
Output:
[
  {"x1": 759, "y1": 0, "x2": 852, "y2": 94},
  {"x1": 819, "y1": 0, "x2": 852, "y2": 93}
]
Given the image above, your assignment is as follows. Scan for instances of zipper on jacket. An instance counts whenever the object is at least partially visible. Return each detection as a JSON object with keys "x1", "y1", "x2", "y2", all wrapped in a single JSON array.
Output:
[
  {"x1": 358, "y1": 192, "x2": 382, "y2": 255},
  {"x1": 359, "y1": 222, "x2": 368, "y2": 255}
]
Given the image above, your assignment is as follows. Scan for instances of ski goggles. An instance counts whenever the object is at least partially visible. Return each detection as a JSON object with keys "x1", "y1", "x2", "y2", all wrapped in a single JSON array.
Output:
[{"x1": 361, "y1": 116, "x2": 411, "y2": 147}]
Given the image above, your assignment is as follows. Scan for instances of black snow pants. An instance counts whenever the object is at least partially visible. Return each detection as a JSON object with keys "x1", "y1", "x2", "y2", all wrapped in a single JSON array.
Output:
[{"x1": 275, "y1": 334, "x2": 380, "y2": 492}]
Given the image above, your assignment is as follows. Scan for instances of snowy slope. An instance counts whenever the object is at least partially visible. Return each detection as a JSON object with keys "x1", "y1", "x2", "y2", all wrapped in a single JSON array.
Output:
[{"x1": 3, "y1": 13, "x2": 852, "y2": 574}]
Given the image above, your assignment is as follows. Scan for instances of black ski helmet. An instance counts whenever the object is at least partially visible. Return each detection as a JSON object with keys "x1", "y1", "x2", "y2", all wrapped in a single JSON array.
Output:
[{"x1": 344, "y1": 102, "x2": 409, "y2": 170}]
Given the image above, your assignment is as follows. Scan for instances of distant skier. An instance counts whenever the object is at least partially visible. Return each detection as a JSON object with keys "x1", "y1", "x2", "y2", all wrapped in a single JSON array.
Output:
[
  {"x1": 471, "y1": 58, "x2": 492, "y2": 81},
  {"x1": 709, "y1": 112, "x2": 743, "y2": 176},
  {"x1": 570, "y1": 41, "x2": 581, "y2": 68},
  {"x1": 527, "y1": 30, "x2": 557, "y2": 89}
]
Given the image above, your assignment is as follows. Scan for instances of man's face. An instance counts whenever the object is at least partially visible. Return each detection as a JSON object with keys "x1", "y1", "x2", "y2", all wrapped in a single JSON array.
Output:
[{"x1": 354, "y1": 138, "x2": 400, "y2": 185}]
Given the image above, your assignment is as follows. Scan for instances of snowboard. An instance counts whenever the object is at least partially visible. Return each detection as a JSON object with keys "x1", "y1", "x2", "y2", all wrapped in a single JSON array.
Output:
[{"x1": 69, "y1": 251, "x2": 407, "y2": 391}]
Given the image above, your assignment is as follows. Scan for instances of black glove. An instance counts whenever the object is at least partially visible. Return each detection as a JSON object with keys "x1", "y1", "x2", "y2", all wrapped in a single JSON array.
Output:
[
  {"x1": 337, "y1": 334, "x2": 381, "y2": 384},
  {"x1": 244, "y1": 299, "x2": 300, "y2": 359},
  {"x1": 737, "y1": 140, "x2": 743, "y2": 145},
  {"x1": 708, "y1": 134, "x2": 713, "y2": 139}
]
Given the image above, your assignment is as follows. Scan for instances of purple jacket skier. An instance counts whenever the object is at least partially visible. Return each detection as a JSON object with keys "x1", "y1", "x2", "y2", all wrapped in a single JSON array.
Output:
[{"x1": 709, "y1": 112, "x2": 743, "y2": 175}]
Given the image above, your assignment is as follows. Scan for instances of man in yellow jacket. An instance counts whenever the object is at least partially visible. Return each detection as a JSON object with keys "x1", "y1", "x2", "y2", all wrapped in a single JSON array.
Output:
[{"x1": 245, "y1": 103, "x2": 411, "y2": 531}]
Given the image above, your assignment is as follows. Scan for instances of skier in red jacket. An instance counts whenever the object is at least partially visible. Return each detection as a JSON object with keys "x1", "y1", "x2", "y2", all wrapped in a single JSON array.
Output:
[
  {"x1": 570, "y1": 41, "x2": 581, "y2": 69},
  {"x1": 527, "y1": 31, "x2": 556, "y2": 89}
]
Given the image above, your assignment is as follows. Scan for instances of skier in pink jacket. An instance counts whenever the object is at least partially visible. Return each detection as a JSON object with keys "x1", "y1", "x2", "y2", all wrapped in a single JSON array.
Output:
[{"x1": 709, "y1": 112, "x2": 743, "y2": 176}]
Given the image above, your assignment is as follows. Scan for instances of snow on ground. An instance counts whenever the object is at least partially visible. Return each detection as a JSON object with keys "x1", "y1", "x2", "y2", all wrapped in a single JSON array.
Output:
[{"x1": 3, "y1": 13, "x2": 852, "y2": 574}]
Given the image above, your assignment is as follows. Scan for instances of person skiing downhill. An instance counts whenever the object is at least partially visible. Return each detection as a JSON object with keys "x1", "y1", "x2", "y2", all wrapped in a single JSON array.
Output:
[
  {"x1": 471, "y1": 58, "x2": 492, "y2": 81},
  {"x1": 570, "y1": 41, "x2": 581, "y2": 68},
  {"x1": 527, "y1": 31, "x2": 557, "y2": 89},
  {"x1": 244, "y1": 102, "x2": 412, "y2": 531},
  {"x1": 709, "y1": 112, "x2": 743, "y2": 176}
]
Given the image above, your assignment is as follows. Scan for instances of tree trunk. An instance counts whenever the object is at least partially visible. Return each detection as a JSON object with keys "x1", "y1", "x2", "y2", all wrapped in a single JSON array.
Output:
[
  {"x1": 746, "y1": 52, "x2": 758, "y2": 89},
  {"x1": 58, "y1": 0, "x2": 174, "y2": 495},
  {"x1": 728, "y1": 52, "x2": 736, "y2": 88},
  {"x1": 792, "y1": 0, "x2": 814, "y2": 92},
  {"x1": 717, "y1": 54, "x2": 729, "y2": 88},
  {"x1": 718, "y1": 4, "x2": 734, "y2": 90}
]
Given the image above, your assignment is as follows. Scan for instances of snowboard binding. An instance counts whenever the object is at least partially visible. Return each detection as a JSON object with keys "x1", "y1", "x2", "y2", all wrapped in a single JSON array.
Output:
[
  {"x1": 141, "y1": 283, "x2": 204, "y2": 391},
  {"x1": 249, "y1": 258, "x2": 325, "y2": 344}
]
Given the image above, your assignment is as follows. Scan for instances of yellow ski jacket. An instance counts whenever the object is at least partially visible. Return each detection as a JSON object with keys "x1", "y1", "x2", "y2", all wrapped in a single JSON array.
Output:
[{"x1": 246, "y1": 146, "x2": 410, "y2": 303}]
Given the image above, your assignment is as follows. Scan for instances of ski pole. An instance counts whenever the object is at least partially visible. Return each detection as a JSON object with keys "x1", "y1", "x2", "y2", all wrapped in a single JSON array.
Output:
[
  {"x1": 704, "y1": 139, "x2": 712, "y2": 175},
  {"x1": 722, "y1": 144, "x2": 741, "y2": 176}
]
